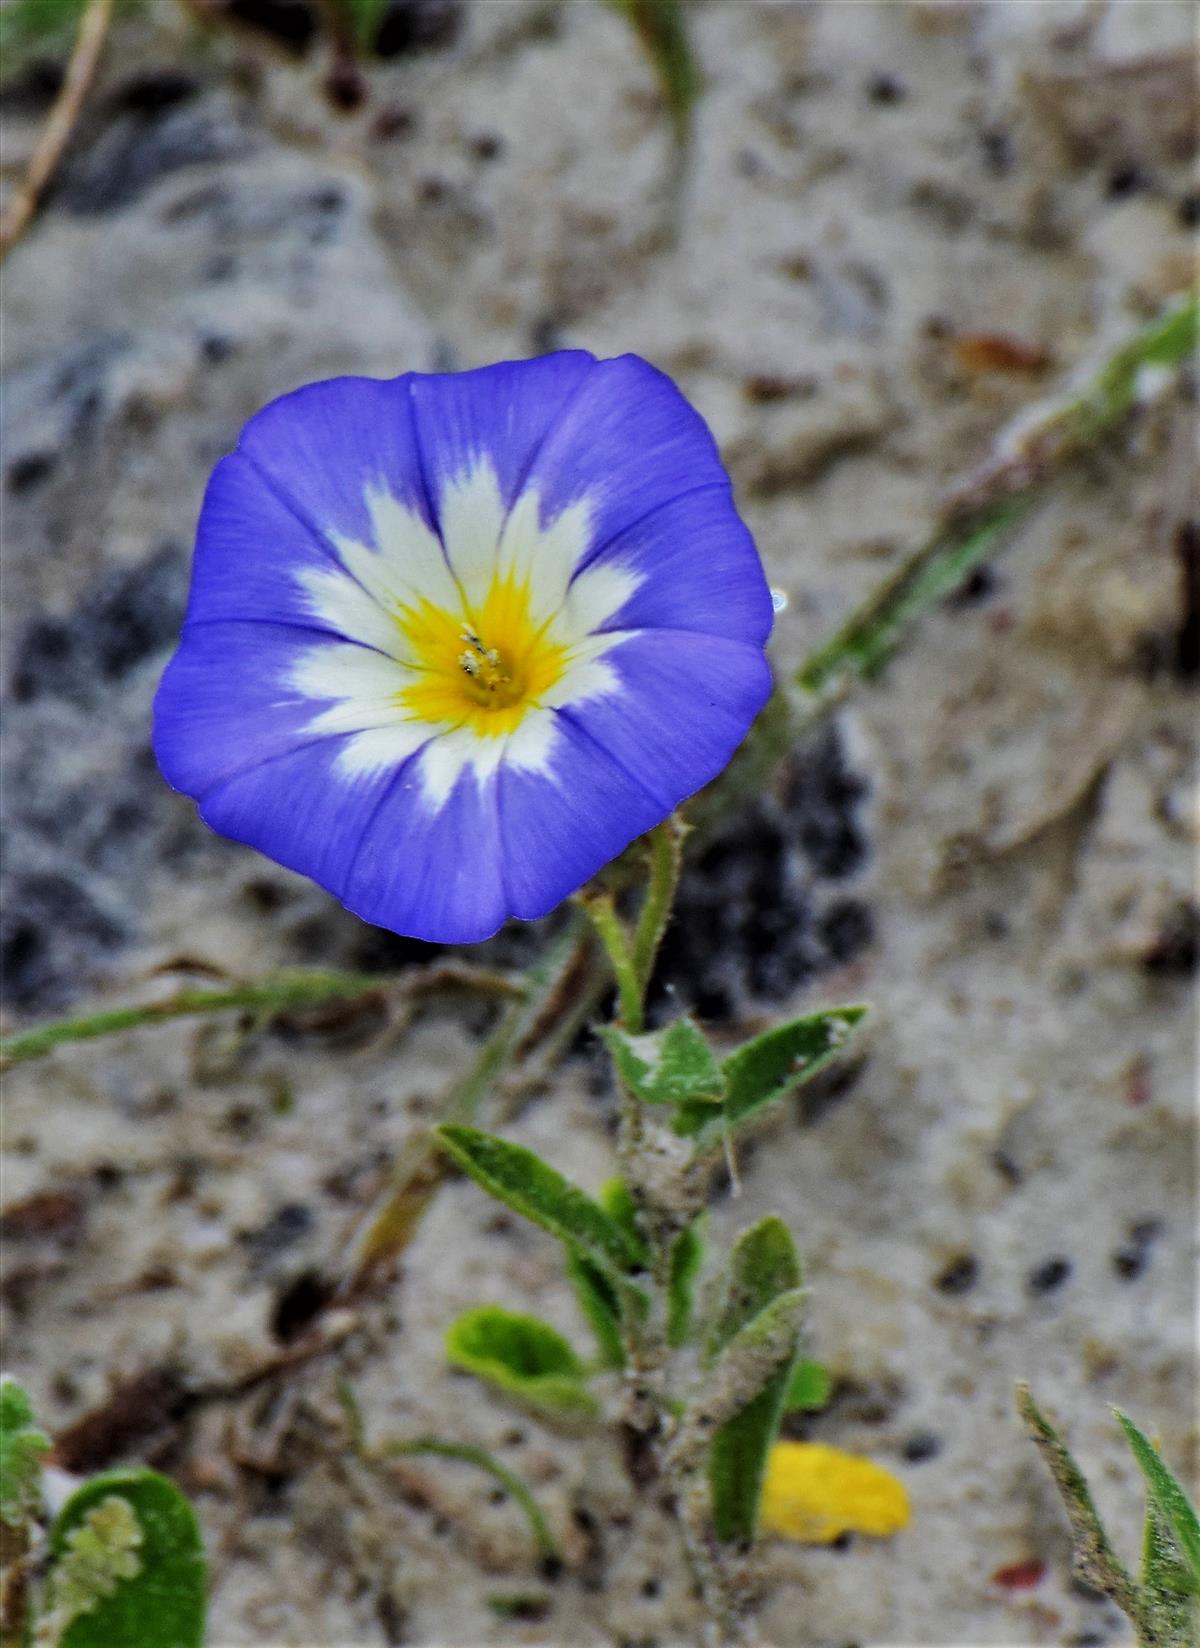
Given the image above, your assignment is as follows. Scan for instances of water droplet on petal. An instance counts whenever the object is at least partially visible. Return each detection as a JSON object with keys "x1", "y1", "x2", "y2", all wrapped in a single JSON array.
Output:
[{"x1": 771, "y1": 588, "x2": 789, "y2": 613}]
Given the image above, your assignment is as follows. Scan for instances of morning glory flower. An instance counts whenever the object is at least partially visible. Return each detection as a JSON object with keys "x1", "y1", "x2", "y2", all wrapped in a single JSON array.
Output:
[{"x1": 154, "y1": 352, "x2": 772, "y2": 943}]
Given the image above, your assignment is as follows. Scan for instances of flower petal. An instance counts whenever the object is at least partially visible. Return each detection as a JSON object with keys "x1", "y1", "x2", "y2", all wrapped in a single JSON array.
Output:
[
  {"x1": 339, "y1": 765, "x2": 507, "y2": 943},
  {"x1": 571, "y1": 482, "x2": 773, "y2": 649},
  {"x1": 236, "y1": 374, "x2": 433, "y2": 547},
  {"x1": 409, "y1": 352, "x2": 598, "y2": 521},
  {"x1": 519, "y1": 355, "x2": 735, "y2": 560},
  {"x1": 180, "y1": 453, "x2": 396, "y2": 647},
  {"x1": 759, "y1": 1442, "x2": 911, "y2": 1544},
  {"x1": 557, "y1": 630, "x2": 772, "y2": 813},
  {"x1": 153, "y1": 621, "x2": 381, "y2": 800},
  {"x1": 497, "y1": 715, "x2": 666, "y2": 922}
]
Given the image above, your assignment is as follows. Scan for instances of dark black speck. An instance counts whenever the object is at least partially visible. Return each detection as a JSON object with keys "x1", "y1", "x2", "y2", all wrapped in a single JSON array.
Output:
[
  {"x1": 866, "y1": 74, "x2": 906, "y2": 105},
  {"x1": 1029, "y1": 1256, "x2": 1071, "y2": 1295},
  {"x1": 7, "y1": 451, "x2": 57, "y2": 494},
  {"x1": 375, "y1": 0, "x2": 461, "y2": 58},
  {"x1": 902, "y1": 1431, "x2": 942, "y2": 1463},
  {"x1": 1143, "y1": 900, "x2": 1199, "y2": 978},
  {"x1": 934, "y1": 1255, "x2": 978, "y2": 1295},
  {"x1": 1105, "y1": 163, "x2": 1148, "y2": 200}
]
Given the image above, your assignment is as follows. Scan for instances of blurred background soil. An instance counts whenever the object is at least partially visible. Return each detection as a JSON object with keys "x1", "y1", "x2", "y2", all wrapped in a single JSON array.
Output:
[{"x1": 1, "y1": 2, "x2": 1196, "y2": 1643}]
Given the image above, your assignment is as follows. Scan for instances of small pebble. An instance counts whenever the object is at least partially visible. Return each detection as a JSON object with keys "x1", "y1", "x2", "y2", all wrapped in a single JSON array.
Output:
[
  {"x1": 1029, "y1": 1256, "x2": 1071, "y2": 1295},
  {"x1": 935, "y1": 1255, "x2": 978, "y2": 1295},
  {"x1": 902, "y1": 1431, "x2": 942, "y2": 1463}
]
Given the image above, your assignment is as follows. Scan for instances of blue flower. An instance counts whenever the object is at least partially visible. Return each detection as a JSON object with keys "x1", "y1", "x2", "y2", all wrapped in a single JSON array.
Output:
[{"x1": 154, "y1": 352, "x2": 773, "y2": 942}]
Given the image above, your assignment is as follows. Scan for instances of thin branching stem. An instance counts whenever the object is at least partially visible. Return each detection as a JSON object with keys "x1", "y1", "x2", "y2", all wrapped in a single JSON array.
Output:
[{"x1": 0, "y1": 0, "x2": 114, "y2": 262}]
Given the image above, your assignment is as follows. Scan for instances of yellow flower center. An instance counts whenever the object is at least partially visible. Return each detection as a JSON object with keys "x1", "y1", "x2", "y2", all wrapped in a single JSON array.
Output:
[{"x1": 394, "y1": 570, "x2": 569, "y2": 738}]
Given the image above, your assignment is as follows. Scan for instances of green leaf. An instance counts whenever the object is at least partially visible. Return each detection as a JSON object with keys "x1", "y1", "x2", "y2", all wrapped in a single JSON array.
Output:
[
  {"x1": 602, "y1": 1017, "x2": 726, "y2": 1109},
  {"x1": 445, "y1": 1307, "x2": 598, "y2": 1420},
  {"x1": 0, "y1": 1375, "x2": 50, "y2": 1528},
  {"x1": 562, "y1": 1181, "x2": 649, "y2": 1368},
  {"x1": 1116, "y1": 1410, "x2": 1200, "y2": 1592},
  {"x1": 670, "y1": 1285, "x2": 805, "y2": 1538},
  {"x1": 602, "y1": 0, "x2": 700, "y2": 145},
  {"x1": 437, "y1": 1126, "x2": 646, "y2": 1279},
  {"x1": 676, "y1": 1006, "x2": 867, "y2": 1143},
  {"x1": 47, "y1": 1468, "x2": 205, "y2": 1648},
  {"x1": 703, "y1": 1217, "x2": 803, "y2": 1545},
  {"x1": 706, "y1": 1215, "x2": 803, "y2": 1362},
  {"x1": 667, "y1": 1217, "x2": 705, "y2": 1348},
  {"x1": 784, "y1": 1359, "x2": 832, "y2": 1412},
  {"x1": 565, "y1": 1247, "x2": 625, "y2": 1369}
]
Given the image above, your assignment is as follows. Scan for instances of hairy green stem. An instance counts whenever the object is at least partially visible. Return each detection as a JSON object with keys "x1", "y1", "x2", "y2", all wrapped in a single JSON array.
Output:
[
  {"x1": 579, "y1": 892, "x2": 644, "y2": 1032},
  {"x1": 632, "y1": 816, "x2": 685, "y2": 996},
  {"x1": 0, "y1": 966, "x2": 521, "y2": 1068}
]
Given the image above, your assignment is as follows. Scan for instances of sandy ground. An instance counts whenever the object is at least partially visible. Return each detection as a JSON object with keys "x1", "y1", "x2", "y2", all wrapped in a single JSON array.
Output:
[{"x1": 1, "y1": 2, "x2": 1197, "y2": 1644}]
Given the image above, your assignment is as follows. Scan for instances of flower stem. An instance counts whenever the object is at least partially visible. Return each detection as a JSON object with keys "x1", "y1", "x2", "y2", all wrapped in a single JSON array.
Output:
[
  {"x1": 579, "y1": 891, "x2": 644, "y2": 1032},
  {"x1": 633, "y1": 816, "x2": 685, "y2": 996}
]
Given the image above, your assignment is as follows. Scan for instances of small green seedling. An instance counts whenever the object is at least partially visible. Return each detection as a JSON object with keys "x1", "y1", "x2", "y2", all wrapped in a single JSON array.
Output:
[{"x1": 1018, "y1": 1384, "x2": 1199, "y2": 1648}]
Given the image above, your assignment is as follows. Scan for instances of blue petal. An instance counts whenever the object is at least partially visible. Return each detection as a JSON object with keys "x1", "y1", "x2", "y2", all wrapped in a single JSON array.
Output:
[
  {"x1": 576, "y1": 482, "x2": 773, "y2": 649},
  {"x1": 559, "y1": 631, "x2": 772, "y2": 813},
  {"x1": 520, "y1": 355, "x2": 734, "y2": 557},
  {"x1": 408, "y1": 351, "x2": 598, "y2": 517},
  {"x1": 201, "y1": 748, "x2": 505, "y2": 945},
  {"x1": 236, "y1": 374, "x2": 432, "y2": 546},
  {"x1": 154, "y1": 621, "x2": 353, "y2": 800},
  {"x1": 340, "y1": 765, "x2": 507, "y2": 944},
  {"x1": 181, "y1": 453, "x2": 381, "y2": 637},
  {"x1": 497, "y1": 717, "x2": 666, "y2": 922}
]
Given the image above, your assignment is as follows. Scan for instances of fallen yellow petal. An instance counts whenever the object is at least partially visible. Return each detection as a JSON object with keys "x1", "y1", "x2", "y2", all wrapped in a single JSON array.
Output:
[{"x1": 759, "y1": 1441, "x2": 911, "y2": 1544}]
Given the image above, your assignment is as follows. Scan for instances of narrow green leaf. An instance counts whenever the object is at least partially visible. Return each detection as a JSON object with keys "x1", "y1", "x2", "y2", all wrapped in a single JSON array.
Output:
[
  {"x1": 48, "y1": 1468, "x2": 205, "y2": 1648},
  {"x1": 0, "y1": 1375, "x2": 50, "y2": 1528},
  {"x1": 446, "y1": 1307, "x2": 598, "y2": 1420},
  {"x1": 603, "y1": 0, "x2": 699, "y2": 145},
  {"x1": 784, "y1": 1359, "x2": 832, "y2": 1412},
  {"x1": 796, "y1": 502, "x2": 1030, "y2": 697},
  {"x1": 1116, "y1": 1410, "x2": 1200, "y2": 1591},
  {"x1": 1141, "y1": 1493, "x2": 1200, "y2": 1647},
  {"x1": 667, "y1": 1217, "x2": 705, "y2": 1349},
  {"x1": 1015, "y1": 1384, "x2": 1139, "y2": 1619},
  {"x1": 602, "y1": 1017, "x2": 726, "y2": 1110},
  {"x1": 565, "y1": 1247, "x2": 625, "y2": 1369},
  {"x1": 676, "y1": 1006, "x2": 867, "y2": 1143},
  {"x1": 702, "y1": 1218, "x2": 803, "y2": 1544},
  {"x1": 706, "y1": 1215, "x2": 803, "y2": 1362},
  {"x1": 374, "y1": 1437, "x2": 562, "y2": 1566},
  {"x1": 670, "y1": 1286, "x2": 804, "y2": 1529},
  {"x1": 437, "y1": 1126, "x2": 646, "y2": 1278}
]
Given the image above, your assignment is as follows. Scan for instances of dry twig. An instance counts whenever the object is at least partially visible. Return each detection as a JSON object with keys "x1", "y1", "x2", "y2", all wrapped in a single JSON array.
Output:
[{"x1": 0, "y1": 0, "x2": 115, "y2": 263}]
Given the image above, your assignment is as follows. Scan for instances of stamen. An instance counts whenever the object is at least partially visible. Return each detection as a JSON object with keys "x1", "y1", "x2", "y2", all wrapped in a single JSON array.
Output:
[{"x1": 458, "y1": 625, "x2": 513, "y2": 696}]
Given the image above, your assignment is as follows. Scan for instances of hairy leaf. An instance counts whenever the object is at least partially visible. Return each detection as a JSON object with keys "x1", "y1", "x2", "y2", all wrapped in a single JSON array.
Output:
[
  {"x1": 706, "y1": 1215, "x2": 803, "y2": 1362},
  {"x1": 667, "y1": 1217, "x2": 705, "y2": 1348},
  {"x1": 701, "y1": 1218, "x2": 804, "y2": 1544},
  {"x1": 48, "y1": 1468, "x2": 205, "y2": 1648},
  {"x1": 602, "y1": 1017, "x2": 725, "y2": 1109},
  {"x1": 1116, "y1": 1410, "x2": 1200, "y2": 1592},
  {"x1": 676, "y1": 1006, "x2": 867, "y2": 1143},
  {"x1": 437, "y1": 1127, "x2": 646, "y2": 1278}
]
